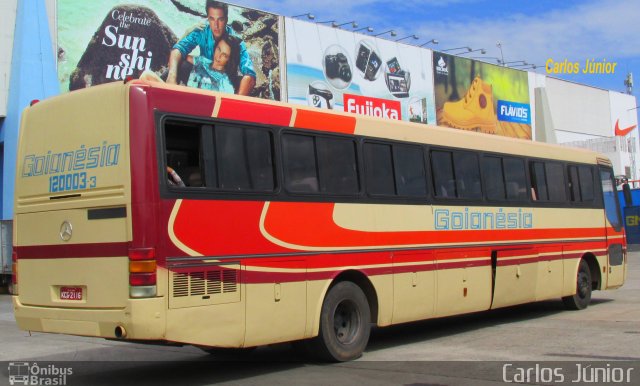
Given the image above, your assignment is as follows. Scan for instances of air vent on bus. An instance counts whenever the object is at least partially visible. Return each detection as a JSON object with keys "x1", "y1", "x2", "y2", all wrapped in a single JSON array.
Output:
[
  {"x1": 172, "y1": 269, "x2": 238, "y2": 297},
  {"x1": 169, "y1": 263, "x2": 241, "y2": 309}
]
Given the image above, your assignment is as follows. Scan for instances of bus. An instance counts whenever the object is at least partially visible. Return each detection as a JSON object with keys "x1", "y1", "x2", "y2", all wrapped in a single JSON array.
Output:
[{"x1": 12, "y1": 80, "x2": 626, "y2": 361}]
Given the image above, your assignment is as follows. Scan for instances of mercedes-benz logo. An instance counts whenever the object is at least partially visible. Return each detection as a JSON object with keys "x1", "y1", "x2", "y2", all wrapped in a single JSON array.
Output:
[{"x1": 60, "y1": 221, "x2": 73, "y2": 241}]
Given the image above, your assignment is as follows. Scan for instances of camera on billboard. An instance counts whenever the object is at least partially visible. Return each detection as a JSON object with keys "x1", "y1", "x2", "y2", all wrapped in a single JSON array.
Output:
[
  {"x1": 384, "y1": 57, "x2": 411, "y2": 98},
  {"x1": 307, "y1": 81, "x2": 334, "y2": 109},
  {"x1": 324, "y1": 53, "x2": 352, "y2": 83},
  {"x1": 355, "y1": 41, "x2": 382, "y2": 81}
]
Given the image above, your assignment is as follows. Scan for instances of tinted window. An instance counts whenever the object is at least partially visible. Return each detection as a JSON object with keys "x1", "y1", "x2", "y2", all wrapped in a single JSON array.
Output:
[
  {"x1": 504, "y1": 158, "x2": 527, "y2": 200},
  {"x1": 454, "y1": 152, "x2": 482, "y2": 199},
  {"x1": 364, "y1": 143, "x2": 395, "y2": 195},
  {"x1": 568, "y1": 166, "x2": 581, "y2": 201},
  {"x1": 316, "y1": 137, "x2": 359, "y2": 194},
  {"x1": 282, "y1": 134, "x2": 319, "y2": 193},
  {"x1": 215, "y1": 126, "x2": 274, "y2": 191},
  {"x1": 394, "y1": 145, "x2": 427, "y2": 197},
  {"x1": 569, "y1": 165, "x2": 596, "y2": 203},
  {"x1": 530, "y1": 161, "x2": 548, "y2": 201},
  {"x1": 530, "y1": 161, "x2": 570, "y2": 202},
  {"x1": 578, "y1": 166, "x2": 595, "y2": 202},
  {"x1": 482, "y1": 156, "x2": 506, "y2": 200},
  {"x1": 546, "y1": 162, "x2": 566, "y2": 201},
  {"x1": 432, "y1": 151, "x2": 455, "y2": 198}
]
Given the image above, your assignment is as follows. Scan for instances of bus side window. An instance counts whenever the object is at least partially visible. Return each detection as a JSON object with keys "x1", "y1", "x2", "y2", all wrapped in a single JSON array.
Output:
[
  {"x1": 453, "y1": 152, "x2": 482, "y2": 200},
  {"x1": 530, "y1": 161, "x2": 548, "y2": 201},
  {"x1": 163, "y1": 120, "x2": 206, "y2": 188},
  {"x1": 431, "y1": 150, "x2": 455, "y2": 198}
]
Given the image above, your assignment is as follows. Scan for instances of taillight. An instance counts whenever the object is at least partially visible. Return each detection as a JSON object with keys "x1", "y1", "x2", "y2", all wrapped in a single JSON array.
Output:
[
  {"x1": 129, "y1": 272, "x2": 156, "y2": 286},
  {"x1": 128, "y1": 248, "x2": 156, "y2": 298},
  {"x1": 11, "y1": 248, "x2": 18, "y2": 295}
]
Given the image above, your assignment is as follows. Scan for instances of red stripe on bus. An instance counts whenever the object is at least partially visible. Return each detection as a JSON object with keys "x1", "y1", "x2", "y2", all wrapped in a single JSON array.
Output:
[
  {"x1": 293, "y1": 109, "x2": 356, "y2": 134},
  {"x1": 437, "y1": 259, "x2": 491, "y2": 270},
  {"x1": 16, "y1": 242, "x2": 129, "y2": 259},
  {"x1": 168, "y1": 245, "x2": 609, "y2": 285},
  {"x1": 172, "y1": 200, "x2": 293, "y2": 256},
  {"x1": 146, "y1": 86, "x2": 217, "y2": 117},
  {"x1": 217, "y1": 98, "x2": 292, "y2": 126}
]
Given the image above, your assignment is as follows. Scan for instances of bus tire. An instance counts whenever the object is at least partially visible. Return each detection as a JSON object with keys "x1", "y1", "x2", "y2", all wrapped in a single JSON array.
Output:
[
  {"x1": 311, "y1": 281, "x2": 371, "y2": 362},
  {"x1": 562, "y1": 259, "x2": 592, "y2": 310}
]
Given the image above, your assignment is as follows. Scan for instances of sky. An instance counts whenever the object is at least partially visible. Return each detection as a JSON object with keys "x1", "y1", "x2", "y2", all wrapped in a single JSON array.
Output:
[{"x1": 230, "y1": 0, "x2": 639, "y2": 116}]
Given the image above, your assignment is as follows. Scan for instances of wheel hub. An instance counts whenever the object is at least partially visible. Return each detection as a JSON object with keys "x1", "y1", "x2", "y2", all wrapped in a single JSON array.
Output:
[{"x1": 333, "y1": 300, "x2": 360, "y2": 345}]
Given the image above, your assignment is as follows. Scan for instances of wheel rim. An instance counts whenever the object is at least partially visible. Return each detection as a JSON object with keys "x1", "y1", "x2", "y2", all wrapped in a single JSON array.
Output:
[
  {"x1": 333, "y1": 299, "x2": 360, "y2": 345},
  {"x1": 577, "y1": 271, "x2": 590, "y2": 299}
]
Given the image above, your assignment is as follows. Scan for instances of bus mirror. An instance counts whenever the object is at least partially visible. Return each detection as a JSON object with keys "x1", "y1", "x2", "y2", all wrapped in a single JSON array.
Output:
[{"x1": 623, "y1": 183, "x2": 633, "y2": 206}]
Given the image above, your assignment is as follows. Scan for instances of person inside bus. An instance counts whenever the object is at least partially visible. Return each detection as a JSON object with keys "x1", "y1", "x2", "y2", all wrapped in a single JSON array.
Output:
[
  {"x1": 166, "y1": 0, "x2": 256, "y2": 95},
  {"x1": 167, "y1": 166, "x2": 186, "y2": 187}
]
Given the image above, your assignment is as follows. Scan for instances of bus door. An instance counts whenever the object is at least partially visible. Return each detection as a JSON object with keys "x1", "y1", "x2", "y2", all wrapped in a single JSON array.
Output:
[{"x1": 599, "y1": 167, "x2": 625, "y2": 288}]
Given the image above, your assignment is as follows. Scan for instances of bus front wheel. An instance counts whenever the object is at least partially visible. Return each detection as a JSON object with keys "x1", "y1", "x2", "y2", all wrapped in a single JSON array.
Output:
[
  {"x1": 312, "y1": 281, "x2": 371, "y2": 362},
  {"x1": 562, "y1": 259, "x2": 592, "y2": 310}
]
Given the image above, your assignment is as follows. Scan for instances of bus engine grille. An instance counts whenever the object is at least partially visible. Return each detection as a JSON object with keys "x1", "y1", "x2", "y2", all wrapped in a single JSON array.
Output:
[{"x1": 168, "y1": 262, "x2": 240, "y2": 308}]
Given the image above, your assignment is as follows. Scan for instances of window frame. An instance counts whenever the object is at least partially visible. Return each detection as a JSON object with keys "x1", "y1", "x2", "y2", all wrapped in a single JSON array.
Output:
[
  {"x1": 155, "y1": 111, "x2": 603, "y2": 210},
  {"x1": 364, "y1": 140, "x2": 429, "y2": 199}
]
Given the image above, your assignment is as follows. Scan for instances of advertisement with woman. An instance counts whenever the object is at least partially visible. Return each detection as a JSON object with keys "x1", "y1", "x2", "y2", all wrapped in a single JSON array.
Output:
[
  {"x1": 57, "y1": 0, "x2": 281, "y2": 100},
  {"x1": 285, "y1": 18, "x2": 436, "y2": 125}
]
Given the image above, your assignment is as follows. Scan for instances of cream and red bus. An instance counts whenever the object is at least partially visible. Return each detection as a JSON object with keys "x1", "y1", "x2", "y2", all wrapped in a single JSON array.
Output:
[{"x1": 12, "y1": 80, "x2": 626, "y2": 361}]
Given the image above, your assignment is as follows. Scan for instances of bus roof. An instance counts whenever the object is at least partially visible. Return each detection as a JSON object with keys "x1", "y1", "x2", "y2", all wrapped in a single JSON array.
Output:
[{"x1": 50, "y1": 80, "x2": 607, "y2": 165}]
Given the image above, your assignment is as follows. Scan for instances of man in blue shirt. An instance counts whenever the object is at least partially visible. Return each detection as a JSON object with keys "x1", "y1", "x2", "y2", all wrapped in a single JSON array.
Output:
[{"x1": 167, "y1": 0, "x2": 256, "y2": 95}]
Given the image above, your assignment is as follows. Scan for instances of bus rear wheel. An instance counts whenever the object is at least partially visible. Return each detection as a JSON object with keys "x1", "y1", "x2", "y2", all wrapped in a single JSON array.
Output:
[
  {"x1": 562, "y1": 259, "x2": 592, "y2": 310},
  {"x1": 311, "y1": 281, "x2": 371, "y2": 362}
]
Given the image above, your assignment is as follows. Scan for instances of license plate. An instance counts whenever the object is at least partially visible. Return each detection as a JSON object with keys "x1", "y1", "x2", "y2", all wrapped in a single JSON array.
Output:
[{"x1": 60, "y1": 287, "x2": 83, "y2": 300}]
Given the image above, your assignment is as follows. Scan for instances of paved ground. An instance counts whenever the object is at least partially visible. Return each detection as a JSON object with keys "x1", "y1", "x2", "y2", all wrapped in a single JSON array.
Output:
[{"x1": 1, "y1": 252, "x2": 639, "y2": 385}]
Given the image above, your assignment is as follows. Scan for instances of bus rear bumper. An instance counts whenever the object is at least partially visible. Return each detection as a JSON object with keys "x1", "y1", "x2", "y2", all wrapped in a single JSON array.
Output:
[{"x1": 12, "y1": 296, "x2": 166, "y2": 341}]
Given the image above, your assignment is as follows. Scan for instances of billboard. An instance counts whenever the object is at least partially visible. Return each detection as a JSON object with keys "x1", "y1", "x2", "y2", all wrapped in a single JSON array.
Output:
[
  {"x1": 57, "y1": 0, "x2": 281, "y2": 100},
  {"x1": 285, "y1": 18, "x2": 436, "y2": 124},
  {"x1": 433, "y1": 53, "x2": 532, "y2": 139}
]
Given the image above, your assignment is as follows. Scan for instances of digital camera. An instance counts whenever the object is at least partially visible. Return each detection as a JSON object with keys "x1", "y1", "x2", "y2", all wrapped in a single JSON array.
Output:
[
  {"x1": 384, "y1": 57, "x2": 411, "y2": 98},
  {"x1": 324, "y1": 53, "x2": 352, "y2": 82},
  {"x1": 355, "y1": 42, "x2": 382, "y2": 81}
]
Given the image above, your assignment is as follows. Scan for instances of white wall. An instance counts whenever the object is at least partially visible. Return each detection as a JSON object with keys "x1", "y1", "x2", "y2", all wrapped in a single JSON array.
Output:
[
  {"x1": 0, "y1": 0, "x2": 18, "y2": 117},
  {"x1": 546, "y1": 77, "x2": 612, "y2": 137}
]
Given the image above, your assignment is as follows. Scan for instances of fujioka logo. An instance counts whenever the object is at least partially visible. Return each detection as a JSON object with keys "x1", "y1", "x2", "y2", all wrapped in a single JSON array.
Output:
[{"x1": 344, "y1": 94, "x2": 402, "y2": 120}]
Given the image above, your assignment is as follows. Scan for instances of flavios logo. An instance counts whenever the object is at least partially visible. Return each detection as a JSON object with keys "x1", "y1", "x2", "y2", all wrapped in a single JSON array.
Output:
[
  {"x1": 497, "y1": 100, "x2": 531, "y2": 124},
  {"x1": 344, "y1": 94, "x2": 402, "y2": 120},
  {"x1": 436, "y1": 56, "x2": 448, "y2": 75},
  {"x1": 7, "y1": 362, "x2": 73, "y2": 385}
]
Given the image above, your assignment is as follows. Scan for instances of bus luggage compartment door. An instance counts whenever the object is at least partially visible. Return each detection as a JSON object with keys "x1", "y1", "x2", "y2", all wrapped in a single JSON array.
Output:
[{"x1": 491, "y1": 248, "x2": 538, "y2": 309}]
